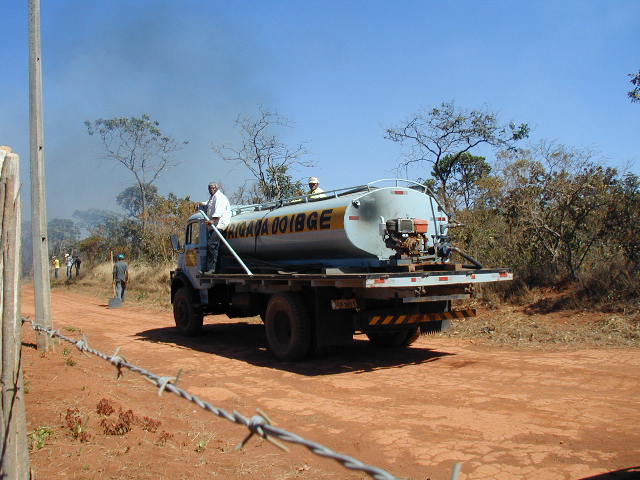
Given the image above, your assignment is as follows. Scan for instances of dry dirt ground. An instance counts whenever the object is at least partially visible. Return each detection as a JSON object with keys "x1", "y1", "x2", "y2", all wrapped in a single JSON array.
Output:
[{"x1": 20, "y1": 285, "x2": 640, "y2": 480}]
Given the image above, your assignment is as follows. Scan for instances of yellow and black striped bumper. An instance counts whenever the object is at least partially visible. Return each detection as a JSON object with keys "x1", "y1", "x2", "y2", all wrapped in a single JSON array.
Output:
[{"x1": 367, "y1": 309, "x2": 476, "y2": 326}]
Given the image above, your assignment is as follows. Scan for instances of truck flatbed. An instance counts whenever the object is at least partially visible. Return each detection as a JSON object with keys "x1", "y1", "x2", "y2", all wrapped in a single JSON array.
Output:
[{"x1": 195, "y1": 268, "x2": 513, "y2": 289}]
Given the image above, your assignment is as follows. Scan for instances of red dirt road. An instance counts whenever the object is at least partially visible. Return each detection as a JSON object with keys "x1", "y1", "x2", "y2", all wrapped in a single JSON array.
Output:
[{"x1": 21, "y1": 286, "x2": 640, "y2": 480}]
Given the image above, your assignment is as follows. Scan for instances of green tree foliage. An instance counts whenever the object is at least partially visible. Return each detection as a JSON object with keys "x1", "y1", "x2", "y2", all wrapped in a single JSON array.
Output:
[
  {"x1": 386, "y1": 101, "x2": 529, "y2": 211},
  {"x1": 72, "y1": 208, "x2": 119, "y2": 234},
  {"x1": 76, "y1": 235, "x2": 108, "y2": 263},
  {"x1": 72, "y1": 191, "x2": 193, "y2": 265},
  {"x1": 214, "y1": 107, "x2": 311, "y2": 202},
  {"x1": 72, "y1": 209, "x2": 127, "y2": 263},
  {"x1": 117, "y1": 184, "x2": 159, "y2": 217},
  {"x1": 429, "y1": 152, "x2": 492, "y2": 211},
  {"x1": 260, "y1": 164, "x2": 305, "y2": 200},
  {"x1": 628, "y1": 70, "x2": 640, "y2": 103},
  {"x1": 452, "y1": 142, "x2": 639, "y2": 301},
  {"x1": 85, "y1": 115, "x2": 186, "y2": 227},
  {"x1": 139, "y1": 192, "x2": 193, "y2": 262},
  {"x1": 84, "y1": 216, "x2": 141, "y2": 262},
  {"x1": 604, "y1": 173, "x2": 640, "y2": 267}
]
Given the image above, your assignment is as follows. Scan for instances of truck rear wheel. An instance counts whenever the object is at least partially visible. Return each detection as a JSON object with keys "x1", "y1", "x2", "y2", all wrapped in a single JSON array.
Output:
[
  {"x1": 173, "y1": 287, "x2": 203, "y2": 336},
  {"x1": 366, "y1": 327, "x2": 420, "y2": 348},
  {"x1": 265, "y1": 293, "x2": 312, "y2": 361}
]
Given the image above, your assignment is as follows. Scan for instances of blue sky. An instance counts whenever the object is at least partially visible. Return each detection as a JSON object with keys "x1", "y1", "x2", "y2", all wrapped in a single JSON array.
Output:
[{"x1": 2, "y1": 1, "x2": 638, "y2": 220}]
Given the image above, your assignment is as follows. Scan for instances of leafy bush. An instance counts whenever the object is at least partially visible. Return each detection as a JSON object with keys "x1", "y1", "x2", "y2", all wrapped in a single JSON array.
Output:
[{"x1": 450, "y1": 142, "x2": 640, "y2": 306}]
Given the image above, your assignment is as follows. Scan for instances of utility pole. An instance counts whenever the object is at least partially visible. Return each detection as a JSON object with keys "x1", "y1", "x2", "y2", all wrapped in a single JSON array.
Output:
[{"x1": 29, "y1": 0, "x2": 53, "y2": 349}]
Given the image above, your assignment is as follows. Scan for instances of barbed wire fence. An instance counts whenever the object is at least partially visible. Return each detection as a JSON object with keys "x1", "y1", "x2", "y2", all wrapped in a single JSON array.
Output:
[{"x1": 23, "y1": 317, "x2": 428, "y2": 480}]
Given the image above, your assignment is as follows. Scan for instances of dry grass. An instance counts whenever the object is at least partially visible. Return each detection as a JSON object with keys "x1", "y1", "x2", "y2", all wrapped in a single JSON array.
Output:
[
  {"x1": 444, "y1": 304, "x2": 640, "y2": 349},
  {"x1": 59, "y1": 260, "x2": 174, "y2": 311},
  {"x1": 462, "y1": 277, "x2": 640, "y2": 348},
  {"x1": 57, "y1": 261, "x2": 640, "y2": 349}
]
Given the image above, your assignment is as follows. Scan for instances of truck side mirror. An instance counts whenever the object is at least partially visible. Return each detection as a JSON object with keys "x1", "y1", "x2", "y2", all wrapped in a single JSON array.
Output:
[{"x1": 169, "y1": 234, "x2": 183, "y2": 252}]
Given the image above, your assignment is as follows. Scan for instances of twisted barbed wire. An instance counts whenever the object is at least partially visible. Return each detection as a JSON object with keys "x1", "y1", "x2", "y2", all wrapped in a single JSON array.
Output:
[{"x1": 23, "y1": 318, "x2": 401, "y2": 480}]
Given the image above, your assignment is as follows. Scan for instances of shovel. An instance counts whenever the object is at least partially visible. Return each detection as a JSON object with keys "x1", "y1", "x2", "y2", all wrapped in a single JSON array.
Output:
[{"x1": 108, "y1": 282, "x2": 122, "y2": 308}]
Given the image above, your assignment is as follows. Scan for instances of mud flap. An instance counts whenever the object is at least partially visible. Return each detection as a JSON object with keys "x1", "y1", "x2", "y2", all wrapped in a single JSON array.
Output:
[
  {"x1": 314, "y1": 288, "x2": 354, "y2": 349},
  {"x1": 420, "y1": 319, "x2": 452, "y2": 335}
]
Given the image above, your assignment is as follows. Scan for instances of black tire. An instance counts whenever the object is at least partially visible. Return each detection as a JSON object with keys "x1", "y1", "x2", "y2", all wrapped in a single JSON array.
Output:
[
  {"x1": 264, "y1": 294, "x2": 312, "y2": 361},
  {"x1": 366, "y1": 326, "x2": 420, "y2": 348},
  {"x1": 173, "y1": 287, "x2": 203, "y2": 336}
]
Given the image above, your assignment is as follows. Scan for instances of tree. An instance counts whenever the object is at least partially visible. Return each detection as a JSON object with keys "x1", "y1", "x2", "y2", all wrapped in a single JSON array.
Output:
[
  {"x1": 230, "y1": 181, "x2": 266, "y2": 205},
  {"x1": 497, "y1": 143, "x2": 616, "y2": 282},
  {"x1": 85, "y1": 114, "x2": 186, "y2": 227},
  {"x1": 604, "y1": 173, "x2": 640, "y2": 268},
  {"x1": 214, "y1": 107, "x2": 311, "y2": 201},
  {"x1": 117, "y1": 184, "x2": 159, "y2": 217},
  {"x1": 260, "y1": 164, "x2": 305, "y2": 200},
  {"x1": 628, "y1": 70, "x2": 640, "y2": 103},
  {"x1": 47, "y1": 218, "x2": 80, "y2": 257},
  {"x1": 72, "y1": 208, "x2": 120, "y2": 235},
  {"x1": 385, "y1": 101, "x2": 529, "y2": 211},
  {"x1": 73, "y1": 191, "x2": 194, "y2": 264},
  {"x1": 432, "y1": 152, "x2": 492, "y2": 211},
  {"x1": 73, "y1": 208, "x2": 137, "y2": 261},
  {"x1": 139, "y1": 192, "x2": 193, "y2": 262}
]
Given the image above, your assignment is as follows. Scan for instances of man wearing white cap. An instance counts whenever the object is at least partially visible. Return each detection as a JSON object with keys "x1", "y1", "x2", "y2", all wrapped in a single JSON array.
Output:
[
  {"x1": 308, "y1": 176, "x2": 326, "y2": 199},
  {"x1": 197, "y1": 181, "x2": 231, "y2": 273}
]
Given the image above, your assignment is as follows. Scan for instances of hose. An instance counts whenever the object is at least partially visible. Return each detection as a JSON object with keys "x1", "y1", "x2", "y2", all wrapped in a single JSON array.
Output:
[{"x1": 450, "y1": 246, "x2": 483, "y2": 269}]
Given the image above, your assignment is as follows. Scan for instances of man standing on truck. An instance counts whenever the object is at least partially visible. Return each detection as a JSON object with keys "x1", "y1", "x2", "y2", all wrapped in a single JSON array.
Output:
[
  {"x1": 197, "y1": 182, "x2": 231, "y2": 273},
  {"x1": 113, "y1": 253, "x2": 129, "y2": 301},
  {"x1": 308, "y1": 176, "x2": 326, "y2": 198}
]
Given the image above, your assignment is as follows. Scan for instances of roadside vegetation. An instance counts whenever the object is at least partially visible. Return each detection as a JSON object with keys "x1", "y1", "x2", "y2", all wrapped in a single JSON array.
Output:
[
  {"x1": 30, "y1": 90, "x2": 640, "y2": 348},
  {"x1": 448, "y1": 308, "x2": 640, "y2": 348},
  {"x1": 52, "y1": 260, "x2": 173, "y2": 312}
]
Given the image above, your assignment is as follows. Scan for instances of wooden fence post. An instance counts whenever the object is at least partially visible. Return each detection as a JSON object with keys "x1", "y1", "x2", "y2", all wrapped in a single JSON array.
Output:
[
  {"x1": 0, "y1": 146, "x2": 8, "y2": 352},
  {"x1": 1, "y1": 150, "x2": 31, "y2": 478},
  {"x1": 0, "y1": 146, "x2": 10, "y2": 465}
]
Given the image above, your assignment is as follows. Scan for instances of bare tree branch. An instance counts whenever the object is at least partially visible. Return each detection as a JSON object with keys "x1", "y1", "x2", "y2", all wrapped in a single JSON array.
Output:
[
  {"x1": 85, "y1": 114, "x2": 187, "y2": 228},
  {"x1": 214, "y1": 107, "x2": 313, "y2": 201},
  {"x1": 386, "y1": 101, "x2": 529, "y2": 211}
]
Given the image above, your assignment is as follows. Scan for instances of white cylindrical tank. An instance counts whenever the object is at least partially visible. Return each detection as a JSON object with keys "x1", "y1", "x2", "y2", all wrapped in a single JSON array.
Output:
[{"x1": 224, "y1": 181, "x2": 447, "y2": 267}]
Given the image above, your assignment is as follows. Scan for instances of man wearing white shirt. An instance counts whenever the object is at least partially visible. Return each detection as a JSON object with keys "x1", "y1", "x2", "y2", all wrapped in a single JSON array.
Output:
[
  {"x1": 198, "y1": 182, "x2": 231, "y2": 273},
  {"x1": 308, "y1": 176, "x2": 327, "y2": 199}
]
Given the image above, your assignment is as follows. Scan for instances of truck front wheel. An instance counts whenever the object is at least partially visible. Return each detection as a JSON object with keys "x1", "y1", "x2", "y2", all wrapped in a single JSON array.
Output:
[
  {"x1": 173, "y1": 287, "x2": 203, "y2": 336},
  {"x1": 265, "y1": 294, "x2": 312, "y2": 361},
  {"x1": 366, "y1": 327, "x2": 420, "y2": 348}
]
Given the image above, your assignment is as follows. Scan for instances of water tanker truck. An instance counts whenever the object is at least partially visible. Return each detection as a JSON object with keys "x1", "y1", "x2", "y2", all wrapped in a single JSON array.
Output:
[{"x1": 170, "y1": 179, "x2": 512, "y2": 360}]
